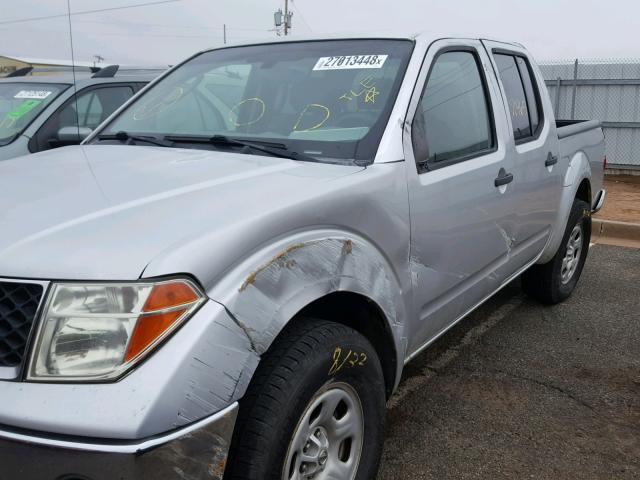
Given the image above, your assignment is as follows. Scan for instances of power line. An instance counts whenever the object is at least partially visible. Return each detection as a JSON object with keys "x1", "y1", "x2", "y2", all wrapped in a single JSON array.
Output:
[
  {"x1": 66, "y1": 0, "x2": 80, "y2": 138},
  {"x1": 85, "y1": 30, "x2": 265, "y2": 40},
  {"x1": 290, "y1": 0, "x2": 313, "y2": 32},
  {"x1": 72, "y1": 18, "x2": 268, "y2": 33},
  {"x1": 88, "y1": 31, "x2": 219, "y2": 39},
  {"x1": 0, "y1": 0, "x2": 181, "y2": 26}
]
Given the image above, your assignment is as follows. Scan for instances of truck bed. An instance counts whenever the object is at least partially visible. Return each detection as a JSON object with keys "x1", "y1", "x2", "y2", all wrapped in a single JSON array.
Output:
[
  {"x1": 556, "y1": 119, "x2": 606, "y2": 210},
  {"x1": 556, "y1": 119, "x2": 602, "y2": 139}
]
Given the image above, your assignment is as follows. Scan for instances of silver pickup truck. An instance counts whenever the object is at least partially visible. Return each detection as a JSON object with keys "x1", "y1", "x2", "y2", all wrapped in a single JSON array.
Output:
[{"x1": 0, "y1": 33, "x2": 605, "y2": 480}]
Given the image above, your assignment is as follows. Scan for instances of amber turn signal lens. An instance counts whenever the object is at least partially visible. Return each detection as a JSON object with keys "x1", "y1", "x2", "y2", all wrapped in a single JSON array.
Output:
[
  {"x1": 124, "y1": 310, "x2": 184, "y2": 362},
  {"x1": 142, "y1": 281, "x2": 200, "y2": 312},
  {"x1": 124, "y1": 280, "x2": 202, "y2": 363}
]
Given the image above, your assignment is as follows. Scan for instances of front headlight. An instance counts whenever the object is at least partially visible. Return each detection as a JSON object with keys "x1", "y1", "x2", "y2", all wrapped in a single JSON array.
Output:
[{"x1": 28, "y1": 278, "x2": 205, "y2": 382}]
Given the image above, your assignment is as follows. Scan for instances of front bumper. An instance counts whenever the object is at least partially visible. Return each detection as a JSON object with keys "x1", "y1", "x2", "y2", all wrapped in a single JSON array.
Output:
[{"x1": 0, "y1": 402, "x2": 237, "y2": 480}]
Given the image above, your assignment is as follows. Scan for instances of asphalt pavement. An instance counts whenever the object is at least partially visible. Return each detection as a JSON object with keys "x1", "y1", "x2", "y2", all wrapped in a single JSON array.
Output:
[{"x1": 379, "y1": 244, "x2": 640, "y2": 480}]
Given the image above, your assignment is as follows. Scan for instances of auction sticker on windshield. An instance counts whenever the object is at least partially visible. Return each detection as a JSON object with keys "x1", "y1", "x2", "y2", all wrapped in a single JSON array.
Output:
[
  {"x1": 14, "y1": 90, "x2": 53, "y2": 100},
  {"x1": 313, "y1": 55, "x2": 388, "y2": 70}
]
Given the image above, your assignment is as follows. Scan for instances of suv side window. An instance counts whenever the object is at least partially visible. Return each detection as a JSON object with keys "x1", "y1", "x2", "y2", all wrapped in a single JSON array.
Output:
[
  {"x1": 493, "y1": 53, "x2": 542, "y2": 142},
  {"x1": 31, "y1": 85, "x2": 134, "y2": 152},
  {"x1": 412, "y1": 49, "x2": 495, "y2": 171}
]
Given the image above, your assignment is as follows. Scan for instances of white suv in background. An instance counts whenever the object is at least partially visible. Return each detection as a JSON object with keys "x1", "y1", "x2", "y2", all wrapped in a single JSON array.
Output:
[{"x1": 0, "y1": 65, "x2": 162, "y2": 161}]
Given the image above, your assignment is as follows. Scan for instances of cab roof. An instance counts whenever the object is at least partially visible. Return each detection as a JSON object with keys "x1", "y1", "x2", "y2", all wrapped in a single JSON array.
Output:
[{"x1": 197, "y1": 30, "x2": 524, "y2": 52}]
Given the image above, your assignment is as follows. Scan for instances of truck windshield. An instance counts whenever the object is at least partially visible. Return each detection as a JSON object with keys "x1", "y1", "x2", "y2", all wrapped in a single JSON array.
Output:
[
  {"x1": 98, "y1": 39, "x2": 414, "y2": 164},
  {"x1": 0, "y1": 82, "x2": 67, "y2": 146}
]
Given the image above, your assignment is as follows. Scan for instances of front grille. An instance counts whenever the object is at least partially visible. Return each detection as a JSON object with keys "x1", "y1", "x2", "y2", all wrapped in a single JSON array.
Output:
[{"x1": 0, "y1": 281, "x2": 44, "y2": 367}]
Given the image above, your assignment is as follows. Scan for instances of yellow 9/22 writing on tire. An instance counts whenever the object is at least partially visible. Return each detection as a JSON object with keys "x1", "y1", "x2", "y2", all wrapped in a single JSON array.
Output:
[{"x1": 328, "y1": 346, "x2": 368, "y2": 376}]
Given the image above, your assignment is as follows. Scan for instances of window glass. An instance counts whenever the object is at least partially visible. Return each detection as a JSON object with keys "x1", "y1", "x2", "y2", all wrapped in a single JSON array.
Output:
[
  {"x1": 69, "y1": 86, "x2": 134, "y2": 130},
  {"x1": 0, "y1": 82, "x2": 67, "y2": 146},
  {"x1": 32, "y1": 85, "x2": 134, "y2": 152},
  {"x1": 516, "y1": 56, "x2": 540, "y2": 134},
  {"x1": 494, "y1": 54, "x2": 531, "y2": 140},
  {"x1": 74, "y1": 92, "x2": 98, "y2": 127},
  {"x1": 98, "y1": 40, "x2": 414, "y2": 164},
  {"x1": 202, "y1": 64, "x2": 252, "y2": 110},
  {"x1": 412, "y1": 50, "x2": 493, "y2": 166}
]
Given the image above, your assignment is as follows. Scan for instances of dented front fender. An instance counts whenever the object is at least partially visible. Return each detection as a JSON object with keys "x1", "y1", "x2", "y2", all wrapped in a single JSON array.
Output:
[{"x1": 207, "y1": 231, "x2": 409, "y2": 395}]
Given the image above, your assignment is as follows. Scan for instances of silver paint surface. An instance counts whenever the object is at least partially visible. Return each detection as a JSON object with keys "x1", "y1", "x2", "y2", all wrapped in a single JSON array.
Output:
[{"x1": 0, "y1": 33, "x2": 604, "y2": 446}]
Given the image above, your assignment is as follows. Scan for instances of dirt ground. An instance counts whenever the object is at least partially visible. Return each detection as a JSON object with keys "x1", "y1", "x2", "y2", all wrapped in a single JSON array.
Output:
[{"x1": 596, "y1": 175, "x2": 640, "y2": 223}]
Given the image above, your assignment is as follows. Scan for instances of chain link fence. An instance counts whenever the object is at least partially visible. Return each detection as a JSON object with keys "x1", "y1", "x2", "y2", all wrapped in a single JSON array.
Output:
[{"x1": 539, "y1": 59, "x2": 640, "y2": 170}]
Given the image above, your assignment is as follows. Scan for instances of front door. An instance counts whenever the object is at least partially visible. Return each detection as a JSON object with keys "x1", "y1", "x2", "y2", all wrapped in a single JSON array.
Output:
[{"x1": 403, "y1": 40, "x2": 515, "y2": 356}]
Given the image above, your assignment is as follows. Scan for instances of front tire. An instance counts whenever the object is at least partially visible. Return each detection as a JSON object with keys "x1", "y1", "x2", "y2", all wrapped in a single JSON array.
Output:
[
  {"x1": 522, "y1": 198, "x2": 591, "y2": 304},
  {"x1": 224, "y1": 319, "x2": 386, "y2": 480}
]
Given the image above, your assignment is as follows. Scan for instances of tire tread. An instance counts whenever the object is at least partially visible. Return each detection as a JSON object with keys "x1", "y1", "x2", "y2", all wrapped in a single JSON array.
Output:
[{"x1": 225, "y1": 319, "x2": 375, "y2": 480}]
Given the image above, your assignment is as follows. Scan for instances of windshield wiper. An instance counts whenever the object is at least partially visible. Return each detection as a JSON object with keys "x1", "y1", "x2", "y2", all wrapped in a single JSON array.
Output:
[
  {"x1": 97, "y1": 131, "x2": 171, "y2": 148},
  {"x1": 164, "y1": 134, "x2": 322, "y2": 163}
]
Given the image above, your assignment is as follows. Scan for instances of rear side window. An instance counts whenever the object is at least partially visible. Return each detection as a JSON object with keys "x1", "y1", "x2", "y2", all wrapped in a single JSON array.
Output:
[
  {"x1": 516, "y1": 57, "x2": 540, "y2": 133},
  {"x1": 493, "y1": 53, "x2": 542, "y2": 142},
  {"x1": 411, "y1": 50, "x2": 494, "y2": 170}
]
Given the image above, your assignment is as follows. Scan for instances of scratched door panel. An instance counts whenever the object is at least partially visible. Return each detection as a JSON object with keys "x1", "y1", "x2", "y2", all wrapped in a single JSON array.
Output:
[{"x1": 402, "y1": 39, "x2": 516, "y2": 354}]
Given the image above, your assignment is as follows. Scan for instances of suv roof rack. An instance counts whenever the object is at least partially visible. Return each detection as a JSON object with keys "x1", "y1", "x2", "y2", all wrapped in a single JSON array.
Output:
[
  {"x1": 92, "y1": 64, "x2": 120, "y2": 78},
  {"x1": 6, "y1": 67, "x2": 34, "y2": 77}
]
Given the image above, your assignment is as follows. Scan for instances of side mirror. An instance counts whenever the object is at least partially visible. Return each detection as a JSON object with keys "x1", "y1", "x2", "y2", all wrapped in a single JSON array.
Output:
[{"x1": 56, "y1": 126, "x2": 93, "y2": 144}]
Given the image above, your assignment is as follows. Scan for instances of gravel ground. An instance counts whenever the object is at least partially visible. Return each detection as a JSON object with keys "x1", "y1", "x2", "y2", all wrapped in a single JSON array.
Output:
[{"x1": 379, "y1": 244, "x2": 640, "y2": 480}]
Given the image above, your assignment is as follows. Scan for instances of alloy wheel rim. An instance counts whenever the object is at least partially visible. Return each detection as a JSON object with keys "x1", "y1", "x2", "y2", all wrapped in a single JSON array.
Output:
[
  {"x1": 283, "y1": 382, "x2": 364, "y2": 480},
  {"x1": 561, "y1": 224, "x2": 583, "y2": 284}
]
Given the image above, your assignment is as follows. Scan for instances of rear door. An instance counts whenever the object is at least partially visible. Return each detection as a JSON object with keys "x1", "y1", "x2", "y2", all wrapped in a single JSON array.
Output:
[
  {"x1": 403, "y1": 39, "x2": 516, "y2": 355},
  {"x1": 482, "y1": 41, "x2": 562, "y2": 271}
]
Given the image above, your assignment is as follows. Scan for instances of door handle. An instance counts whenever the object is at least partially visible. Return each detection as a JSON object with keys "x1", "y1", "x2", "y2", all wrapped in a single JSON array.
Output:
[
  {"x1": 494, "y1": 168, "x2": 514, "y2": 187},
  {"x1": 545, "y1": 152, "x2": 558, "y2": 167}
]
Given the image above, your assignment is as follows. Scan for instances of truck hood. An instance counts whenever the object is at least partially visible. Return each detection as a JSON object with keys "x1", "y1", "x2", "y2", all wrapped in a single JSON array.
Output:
[{"x1": 0, "y1": 145, "x2": 362, "y2": 281}]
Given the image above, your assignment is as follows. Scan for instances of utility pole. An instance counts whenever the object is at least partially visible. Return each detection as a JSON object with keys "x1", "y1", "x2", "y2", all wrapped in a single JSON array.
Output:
[
  {"x1": 223, "y1": 23, "x2": 227, "y2": 44},
  {"x1": 92, "y1": 54, "x2": 104, "y2": 68},
  {"x1": 284, "y1": 0, "x2": 289, "y2": 36},
  {"x1": 274, "y1": 1, "x2": 292, "y2": 36}
]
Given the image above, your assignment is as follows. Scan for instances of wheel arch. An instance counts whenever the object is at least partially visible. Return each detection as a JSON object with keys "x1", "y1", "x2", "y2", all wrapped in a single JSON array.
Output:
[
  {"x1": 575, "y1": 177, "x2": 592, "y2": 205},
  {"x1": 296, "y1": 291, "x2": 398, "y2": 398},
  {"x1": 539, "y1": 150, "x2": 593, "y2": 264},
  {"x1": 207, "y1": 232, "x2": 409, "y2": 403}
]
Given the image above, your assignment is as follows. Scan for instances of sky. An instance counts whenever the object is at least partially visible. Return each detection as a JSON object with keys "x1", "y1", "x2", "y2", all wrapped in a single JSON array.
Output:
[{"x1": 1, "y1": 0, "x2": 640, "y2": 67}]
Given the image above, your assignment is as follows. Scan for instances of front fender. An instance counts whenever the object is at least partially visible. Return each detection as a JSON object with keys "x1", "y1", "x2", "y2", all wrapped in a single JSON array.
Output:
[
  {"x1": 538, "y1": 150, "x2": 591, "y2": 264},
  {"x1": 207, "y1": 229, "x2": 408, "y2": 393}
]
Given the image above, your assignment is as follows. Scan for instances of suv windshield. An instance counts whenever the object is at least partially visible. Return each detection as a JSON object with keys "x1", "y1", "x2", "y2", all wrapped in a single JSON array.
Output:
[
  {"x1": 0, "y1": 82, "x2": 67, "y2": 146},
  {"x1": 98, "y1": 39, "x2": 414, "y2": 164}
]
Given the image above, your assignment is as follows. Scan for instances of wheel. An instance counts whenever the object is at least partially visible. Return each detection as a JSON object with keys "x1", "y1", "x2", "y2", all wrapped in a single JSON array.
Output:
[
  {"x1": 224, "y1": 319, "x2": 386, "y2": 480},
  {"x1": 522, "y1": 198, "x2": 591, "y2": 304}
]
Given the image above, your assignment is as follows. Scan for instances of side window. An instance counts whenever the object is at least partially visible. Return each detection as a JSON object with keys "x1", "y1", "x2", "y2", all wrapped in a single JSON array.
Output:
[
  {"x1": 74, "y1": 86, "x2": 134, "y2": 129},
  {"x1": 411, "y1": 50, "x2": 494, "y2": 170},
  {"x1": 73, "y1": 92, "x2": 101, "y2": 128},
  {"x1": 516, "y1": 56, "x2": 541, "y2": 134},
  {"x1": 493, "y1": 54, "x2": 530, "y2": 140},
  {"x1": 493, "y1": 53, "x2": 542, "y2": 142},
  {"x1": 31, "y1": 85, "x2": 134, "y2": 152}
]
